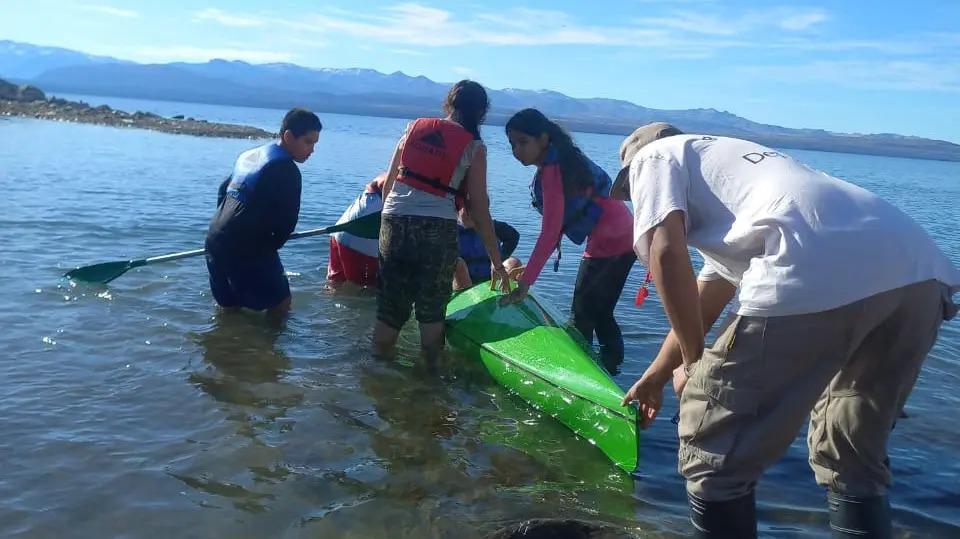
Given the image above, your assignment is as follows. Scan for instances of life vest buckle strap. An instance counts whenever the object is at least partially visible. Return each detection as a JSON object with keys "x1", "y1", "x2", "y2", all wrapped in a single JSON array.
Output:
[{"x1": 398, "y1": 166, "x2": 464, "y2": 197}]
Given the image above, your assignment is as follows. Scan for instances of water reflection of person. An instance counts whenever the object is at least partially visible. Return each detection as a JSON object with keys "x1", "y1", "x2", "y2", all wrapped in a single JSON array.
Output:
[
  {"x1": 357, "y1": 362, "x2": 461, "y2": 474},
  {"x1": 191, "y1": 310, "x2": 299, "y2": 413},
  {"x1": 179, "y1": 312, "x2": 302, "y2": 513},
  {"x1": 355, "y1": 360, "x2": 640, "y2": 535}
]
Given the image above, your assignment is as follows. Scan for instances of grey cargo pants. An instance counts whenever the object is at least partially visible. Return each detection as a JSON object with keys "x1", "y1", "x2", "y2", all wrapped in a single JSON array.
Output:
[{"x1": 678, "y1": 280, "x2": 956, "y2": 500}]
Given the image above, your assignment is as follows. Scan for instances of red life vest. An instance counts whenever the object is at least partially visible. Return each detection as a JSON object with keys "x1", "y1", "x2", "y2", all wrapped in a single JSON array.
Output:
[{"x1": 397, "y1": 118, "x2": 474, "y2": 207}]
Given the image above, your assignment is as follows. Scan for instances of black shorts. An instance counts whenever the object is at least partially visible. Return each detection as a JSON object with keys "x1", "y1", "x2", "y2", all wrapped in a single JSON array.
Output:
[
  {"x1": 206, "y1": 251, "x2": 290, "y2": 311},
  {"x1": 377, "y1": 215, "x2": 458, "y2": 329}
]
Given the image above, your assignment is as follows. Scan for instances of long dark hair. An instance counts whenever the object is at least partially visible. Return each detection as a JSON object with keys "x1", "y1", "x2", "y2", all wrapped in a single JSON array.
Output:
[
  {"x1": 443, "y1": 80, "x2": 489, "y2": 140},
  {"x1": 505, "y1": 108, "x2": 592, "y2": 196}
]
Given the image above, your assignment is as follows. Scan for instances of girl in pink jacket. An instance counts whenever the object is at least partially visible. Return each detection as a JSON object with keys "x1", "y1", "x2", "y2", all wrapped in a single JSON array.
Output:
[{"x1": 504, "y1": 108, "x2": 635, "y2": 372}]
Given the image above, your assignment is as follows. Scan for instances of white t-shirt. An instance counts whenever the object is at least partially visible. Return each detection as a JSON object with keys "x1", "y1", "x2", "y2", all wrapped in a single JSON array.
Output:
[
  {"x1": 333, "y1": 189, "x2": 383, "y2": 257},
  {"x1": 628, "y1": 135, "x2": 960, "y2": 317}
]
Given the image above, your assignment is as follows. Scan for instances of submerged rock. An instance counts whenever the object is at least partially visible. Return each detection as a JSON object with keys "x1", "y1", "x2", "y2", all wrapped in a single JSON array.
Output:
[{"x1": 485, "y1": 519, "x2": 637, "y2": 539}]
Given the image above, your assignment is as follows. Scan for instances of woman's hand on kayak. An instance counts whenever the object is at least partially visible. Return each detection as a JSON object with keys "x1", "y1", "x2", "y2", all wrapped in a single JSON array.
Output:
[
  {"x1": 501, "y1": 279, "x2": 529, "y2": 304},
  {"x1": 492, "y1": 267, "x2": 513, "y2": 294},
  {"x1": 621, "y1": 373, "x2": 664, "y2": 429}
]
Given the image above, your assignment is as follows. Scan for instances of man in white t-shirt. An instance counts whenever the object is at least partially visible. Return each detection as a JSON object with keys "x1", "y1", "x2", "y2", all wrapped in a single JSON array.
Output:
[{"x1": 612, "y1": 123, "x2": 960, "y2": 538}]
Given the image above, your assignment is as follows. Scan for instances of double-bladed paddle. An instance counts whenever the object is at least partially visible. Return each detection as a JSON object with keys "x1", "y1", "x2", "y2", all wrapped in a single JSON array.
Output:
[{"x1": 64, "y1": 211, "x2": 381, "y2": 284}]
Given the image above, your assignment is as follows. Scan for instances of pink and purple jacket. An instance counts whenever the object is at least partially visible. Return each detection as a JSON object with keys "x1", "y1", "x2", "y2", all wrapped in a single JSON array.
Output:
[{"x1": 521, "y1": 162, "x2": 634, "y2": 286}]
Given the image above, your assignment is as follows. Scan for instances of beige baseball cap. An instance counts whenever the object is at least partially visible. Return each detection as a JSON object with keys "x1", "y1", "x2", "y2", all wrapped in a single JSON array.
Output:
[{"x1": 610, "y1": 122, "x2": 683, "y2": 200}]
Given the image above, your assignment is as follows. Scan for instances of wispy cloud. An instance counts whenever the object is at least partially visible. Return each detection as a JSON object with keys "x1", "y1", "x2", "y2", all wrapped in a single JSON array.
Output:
[
  {"x1": 475, "y1": 8, "x2": 579, "y2": 31},
  {"x1": 197, "y1": 3, "x2": 666, "y2": 48},
  {"x1": 769, "y1": 33, "x2": 960, "y2": 55},
  {"x1": 741, "y1": 60, "x2": 960, "y2": 93},
  {"x1": 930, "y1": 32, "x2": 960, "y2": 46},
  {"x1": 134, "y1": 46, "x2": 293, "y2": 64},
  {"x1": 82, "y1": 4, "x2": 139, "y2": 19},
  {"x1": 187, "y1": 3, "x2": 952, "y2": 66},
  {"x1": 452, "y1": 66, "x2": 474, "y2": 76},
  {"x1": 287, "y1": 4, "x2": 826, "y2": 51},
  {"x1": 634, "y1": 7, "x2": 829, "y2": 36},
  {"x1": 632, "y1": 13, "x2": 734, "y2": 35},
  {"x1": 780, "y1": 11, "x2": 829, "y2": 31},
  {"x1": 193, "y1": 8, "x2": 264, "y2": 28}
]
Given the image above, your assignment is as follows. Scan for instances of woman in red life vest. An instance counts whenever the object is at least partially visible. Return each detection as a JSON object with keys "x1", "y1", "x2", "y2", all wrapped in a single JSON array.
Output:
[
  {"x1": 326, "y1": 173, "x2": 386, "y2": 289},
  {"x1": 373, "y1": 80, "x2": 511, "y2": 368},
  {"x1": 503, "y1": 108, "x2": 636, "y2": 374}
]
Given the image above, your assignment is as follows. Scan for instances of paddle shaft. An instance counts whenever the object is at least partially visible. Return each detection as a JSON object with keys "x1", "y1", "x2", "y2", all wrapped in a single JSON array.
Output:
[
  {"x1": 289, "y1": 223, "x2": 347, "y2": 240},
  {"x1": 143, "y1": 248, "x2": 205, "y2": 265},
  {"x1": 139, "y1": 222, "x2": 351, "y2": 266},
  {"x1": 65, "y1": 210, "x2": 383, "y2": 284}
]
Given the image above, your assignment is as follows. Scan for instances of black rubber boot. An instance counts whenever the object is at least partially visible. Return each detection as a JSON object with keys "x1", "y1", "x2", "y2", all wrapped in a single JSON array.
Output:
[
  {"x1": 827, "y1": 490, "x2": 892, "y2": 538},
  {"x1": 688, "y1": 491, "x2": 757, "y2": 538}
]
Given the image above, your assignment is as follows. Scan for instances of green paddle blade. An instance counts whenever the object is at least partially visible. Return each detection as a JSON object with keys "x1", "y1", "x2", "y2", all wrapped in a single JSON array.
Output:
[
  {"x1": 340, "y1": 210, "x2": 381, "y2": 239},
  {"x1": 65, "y1": 259, "x2": 138, "y2": 284}
]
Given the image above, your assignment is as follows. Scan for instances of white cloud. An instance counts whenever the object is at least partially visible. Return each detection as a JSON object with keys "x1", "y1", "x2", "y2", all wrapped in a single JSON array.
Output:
[
  {"x1": 133, "y1": 46, "x2": 294, "y2": 64},
  {"x1": 632, "y1": 13, "x2": 738, "y2": 36},
  {"x1": 82, "y1": 5, "x2": 139, "y2": 18},
  {"x1": 634, "y1": 7, "x2": 828, "y2": 36},
  {"x1": 276, "y1": 4, "x2": 830, "y2": 51},
  {"x1": 294, "y1": 5, "x2": 677, "y2": 48},
  {"x1": 182, "y1": 3, "x2": 953, "y2": 67},
  {"x1": 741, "y1": 60, "x2": 960, "y2": 92},
  {"x1": 780, "y1": 11, "x2": 829, "y2": 31},
  {"x1": 770, "y1": 30, "x2": 960, "y2": 56},
  {"x1": 475, "y1": 8, "x2": 578, "y2": 31},
  {"x1": 193, "y1": 8, "x2": 264, "y2": 28},
  {"x1": 226, "y1": 4, "x2": 580, "y2": 47},
  {"x1": 452, "y1": 66, "x2": 474, "y2": 76},
  {"x1": 931, "y1": 32, "x2": 960, "y2": 46},
  {"x1": 769, "y1": 38, "x2": 928, "y2": 55}
]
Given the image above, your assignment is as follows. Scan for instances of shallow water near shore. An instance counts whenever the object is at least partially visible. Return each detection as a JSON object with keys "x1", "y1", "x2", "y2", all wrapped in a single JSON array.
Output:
[{"x1": 1, "y1": 95, "x2": 958, "y2": 537}]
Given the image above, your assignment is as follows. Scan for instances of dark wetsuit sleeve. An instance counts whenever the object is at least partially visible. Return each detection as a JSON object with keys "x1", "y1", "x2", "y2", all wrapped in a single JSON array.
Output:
[
  {"x1": 264, "y1": 160, "x2": 302, "y2": 251},
  {"x1": 494, "y1": 220, "x2": 520, "y2": 259},
  {"x1": 216, "y1": 176, "x2": 230, "y2": 207}
]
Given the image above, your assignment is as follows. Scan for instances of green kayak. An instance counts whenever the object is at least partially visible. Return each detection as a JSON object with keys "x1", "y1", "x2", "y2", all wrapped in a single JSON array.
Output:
[{"x1": 445, "y1": 283, "x2": 639, "y2": 473}]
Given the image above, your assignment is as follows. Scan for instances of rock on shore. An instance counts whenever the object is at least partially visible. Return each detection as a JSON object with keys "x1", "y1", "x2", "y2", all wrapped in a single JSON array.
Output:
[{"x1": 0, "y1": 77, "x2": 273, "y2": 139}]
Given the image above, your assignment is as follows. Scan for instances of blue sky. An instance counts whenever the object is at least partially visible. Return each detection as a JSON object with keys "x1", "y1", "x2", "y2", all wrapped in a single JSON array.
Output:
[{"x1": 2, "y1": 0, "x2": 959, "y2": 142}]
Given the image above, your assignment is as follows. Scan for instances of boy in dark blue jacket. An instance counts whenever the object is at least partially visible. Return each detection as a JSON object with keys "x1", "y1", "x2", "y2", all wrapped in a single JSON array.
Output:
[{"x1": 205, "y1": 108, "x2": 322, "y2": 316}]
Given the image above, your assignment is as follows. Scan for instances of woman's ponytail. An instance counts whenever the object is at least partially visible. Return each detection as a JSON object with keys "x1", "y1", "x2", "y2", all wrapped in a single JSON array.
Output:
[{"x1": 443, "y1": 80, "x2": 490, "y2": 140}]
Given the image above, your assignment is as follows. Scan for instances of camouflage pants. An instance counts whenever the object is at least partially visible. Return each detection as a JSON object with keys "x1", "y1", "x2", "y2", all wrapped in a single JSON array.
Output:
[{"x1": 377, "y1": 214, "x2": 458, "y2": 328}]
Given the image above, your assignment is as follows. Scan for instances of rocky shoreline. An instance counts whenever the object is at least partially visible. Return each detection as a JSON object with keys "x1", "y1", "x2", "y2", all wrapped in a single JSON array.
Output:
[{"x1": 1, "y1": 78, "x2": 273, "y2": 139}]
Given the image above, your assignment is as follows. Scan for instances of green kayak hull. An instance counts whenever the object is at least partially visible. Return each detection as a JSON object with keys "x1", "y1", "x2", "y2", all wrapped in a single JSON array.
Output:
[{"x1": 445, "y1": 284, "x2": 639, "y2": 473}]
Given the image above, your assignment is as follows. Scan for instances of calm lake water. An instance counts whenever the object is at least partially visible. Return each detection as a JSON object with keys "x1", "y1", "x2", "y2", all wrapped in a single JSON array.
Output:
[{"x1": 1, "y1": 94, "x2": 958, "y2": 538}]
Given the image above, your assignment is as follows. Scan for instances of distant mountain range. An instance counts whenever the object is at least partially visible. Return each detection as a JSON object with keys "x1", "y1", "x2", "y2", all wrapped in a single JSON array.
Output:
[
  {"x1": 0, "y1": 40, "x2": 127, "y2": 79},
  {"x1": 3, "y1": 40, "x2": 958, "y2": 162}
]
